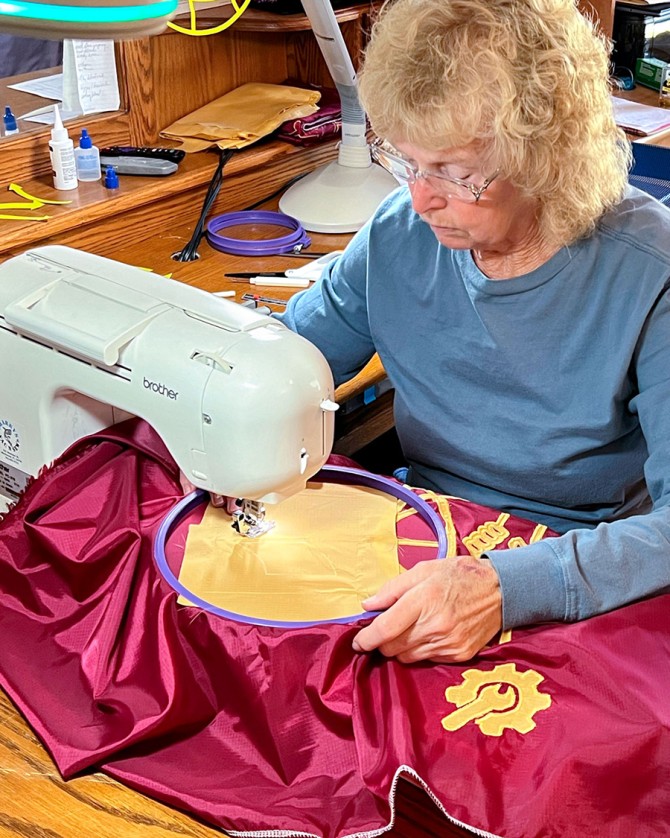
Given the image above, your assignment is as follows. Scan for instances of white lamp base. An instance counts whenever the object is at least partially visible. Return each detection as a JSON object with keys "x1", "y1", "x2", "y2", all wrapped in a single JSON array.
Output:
[{"x1": 279, "y1": 160, "x2": 398, "y2": 234}]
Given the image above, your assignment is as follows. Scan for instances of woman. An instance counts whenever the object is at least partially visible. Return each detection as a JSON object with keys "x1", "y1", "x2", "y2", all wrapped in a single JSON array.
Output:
[{"x1": 279, "y1": 0, "x2": 670, "y2": 663}]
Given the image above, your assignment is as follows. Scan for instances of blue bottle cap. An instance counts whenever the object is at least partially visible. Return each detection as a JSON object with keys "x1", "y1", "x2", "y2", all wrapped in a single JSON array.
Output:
[
  {"x1": 3, "y1": 106, "x2": 17, "y2": 132},
  {"x1": 104, "y1": 165, "x2": 119, "y2": 189},
  {"x1": 79, "y1": 128, "x2": 92, "y2": 149}
]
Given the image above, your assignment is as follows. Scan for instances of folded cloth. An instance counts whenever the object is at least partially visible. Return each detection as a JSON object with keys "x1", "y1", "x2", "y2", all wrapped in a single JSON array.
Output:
[
  {"x1": 159, "y1": 82, "x2": 321, "y2": 152},
  {"x1": 277, "y1": 82, "x2": 342, "y2": 146}
]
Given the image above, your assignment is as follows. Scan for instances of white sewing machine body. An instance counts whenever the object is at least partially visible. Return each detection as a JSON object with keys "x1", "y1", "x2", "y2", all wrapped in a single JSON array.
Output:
[{"x1": 0, "y1": 246, "x2": 336, "y2": 511}]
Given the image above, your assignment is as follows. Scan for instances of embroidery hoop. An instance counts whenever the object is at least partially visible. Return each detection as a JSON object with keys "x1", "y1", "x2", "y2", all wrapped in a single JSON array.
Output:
[
  {"x1": 206, "y1": 210, "x2": 311, "y2": 256},
  {"x1": 153, "y1": 465, "x2": 448, "y2": 628}
]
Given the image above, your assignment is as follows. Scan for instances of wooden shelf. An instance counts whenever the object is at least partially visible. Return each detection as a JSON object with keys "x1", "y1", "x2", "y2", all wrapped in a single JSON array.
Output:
[
  {"x1": 172, "y1": 1, "x2": 379, "y2": 32},
  {"x1": 0, "y1": 136, "x2": 340, "y2": 260}
]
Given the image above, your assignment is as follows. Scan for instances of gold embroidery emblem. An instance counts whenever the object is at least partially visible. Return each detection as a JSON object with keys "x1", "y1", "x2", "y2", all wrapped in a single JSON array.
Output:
[
  {"x1": 441, "y1": 663, "x2": 552, "y2": 736},
  {"x1": 462, "y1": 513, "x2": 510, "y2": 556}
]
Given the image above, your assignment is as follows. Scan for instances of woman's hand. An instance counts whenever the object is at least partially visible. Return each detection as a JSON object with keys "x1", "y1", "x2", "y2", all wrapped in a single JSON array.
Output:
[{"x1": 352, "y1": 556, "x2": 502, "y2": 664}]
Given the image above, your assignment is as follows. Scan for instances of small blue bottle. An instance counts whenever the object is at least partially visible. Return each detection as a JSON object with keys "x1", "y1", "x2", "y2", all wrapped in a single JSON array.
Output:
[
  {"x1": 75, "y1": 128, "x2": 102, "y2": 182},
  {"x1": 3, "y1": 106, "x2": 18, "y2": 136}
]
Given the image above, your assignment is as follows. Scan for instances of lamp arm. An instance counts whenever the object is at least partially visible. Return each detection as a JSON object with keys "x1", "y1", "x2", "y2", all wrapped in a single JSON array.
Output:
[{"x1": 299, "y1": 0, "x2": 369, "y2": 161}]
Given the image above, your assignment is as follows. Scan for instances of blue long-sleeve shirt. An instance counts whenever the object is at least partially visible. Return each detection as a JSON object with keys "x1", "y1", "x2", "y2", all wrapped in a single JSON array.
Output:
[{"x1": 279, "y1": 186, "x2": 670, "y2": 629}]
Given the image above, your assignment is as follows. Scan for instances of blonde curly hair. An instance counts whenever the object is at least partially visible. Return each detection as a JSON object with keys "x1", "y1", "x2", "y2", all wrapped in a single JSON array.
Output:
[{"x1": 358, "y1": 0, "x2": 631, "y2": 246}]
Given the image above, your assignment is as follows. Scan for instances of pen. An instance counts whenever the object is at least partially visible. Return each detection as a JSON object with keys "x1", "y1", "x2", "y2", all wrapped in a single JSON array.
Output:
[{"x1": 225, "y1": 271, "x2": 288, "y2": 279}]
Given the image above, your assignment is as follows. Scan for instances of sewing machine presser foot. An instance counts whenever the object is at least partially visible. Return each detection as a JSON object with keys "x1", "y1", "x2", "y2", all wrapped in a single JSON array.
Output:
[{"x1": 231, "y1": 499, "x2": 275, "y2": 538}]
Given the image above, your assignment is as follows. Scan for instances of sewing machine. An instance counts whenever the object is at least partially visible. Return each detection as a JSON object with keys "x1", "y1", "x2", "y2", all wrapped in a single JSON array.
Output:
[{"x1": 0, "y1": 246, "x2": 337, "y2": 532}]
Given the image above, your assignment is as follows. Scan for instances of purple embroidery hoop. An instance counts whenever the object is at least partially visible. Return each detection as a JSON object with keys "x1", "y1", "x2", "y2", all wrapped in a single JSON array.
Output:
[
  {"x1": 206, "y1": 210, "x2": 311, "y2": 256},
  {"x1": 154, "y1": 465, "x2": 448, "y2": 629}
]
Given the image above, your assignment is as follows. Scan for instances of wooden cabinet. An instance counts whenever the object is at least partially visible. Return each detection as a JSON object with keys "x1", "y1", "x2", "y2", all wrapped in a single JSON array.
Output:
[
  {"x1": 0, "y1": 0, "x2": 617, "y2": 190},
  {"x1": 578, "y1": 0, "x2": 616, "y2": 37},
  {"x1": 0, "y1": 4, "x2": 380, "y2": 263},
  {"x1": 0, "y1": 4, "x2": 375, "y2": 185}
]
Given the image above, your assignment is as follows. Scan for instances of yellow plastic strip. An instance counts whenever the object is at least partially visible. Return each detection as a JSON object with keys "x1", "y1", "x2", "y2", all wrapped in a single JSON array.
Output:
[
  {"x1": 138, "y1": 267, "x2": 173, "y2": 278},
  {"x1": 0, "y1": 199, "x2": 44, "y2": 210},
  {"x1": 8, "y1": 183, "x2": 72, "y2": 205},
  {"x1": 0, "y1": 214, "x2": 50, "y2": 221}
]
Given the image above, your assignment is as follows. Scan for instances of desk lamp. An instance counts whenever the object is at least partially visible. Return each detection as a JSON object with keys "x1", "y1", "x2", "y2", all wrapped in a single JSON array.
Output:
[
  {"x1": 278, "y1": 0, "x2": 397, "y2": 233},
  {"x1": 0, "y1": 0, "x2": 178, "y2": 39}
]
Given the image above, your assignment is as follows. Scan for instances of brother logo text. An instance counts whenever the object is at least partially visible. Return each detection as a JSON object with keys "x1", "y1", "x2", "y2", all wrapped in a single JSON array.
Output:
[{"x1": 143, "y1": 377, "x2": 179, "y2": 400}]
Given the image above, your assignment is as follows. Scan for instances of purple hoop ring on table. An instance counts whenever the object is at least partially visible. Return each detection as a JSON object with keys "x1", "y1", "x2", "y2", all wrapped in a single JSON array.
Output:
[
  {"x1": 153, "y1": 465, "x2": 449, "y2": 629},
  {"x1": 206, "y1": 210, "x2": 311, "y2": 256}
]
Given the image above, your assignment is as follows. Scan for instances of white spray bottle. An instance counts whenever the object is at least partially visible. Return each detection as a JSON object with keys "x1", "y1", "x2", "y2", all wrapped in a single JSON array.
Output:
[{"x1": 49, "y1": 105, "x2": 78, "y2": 191}]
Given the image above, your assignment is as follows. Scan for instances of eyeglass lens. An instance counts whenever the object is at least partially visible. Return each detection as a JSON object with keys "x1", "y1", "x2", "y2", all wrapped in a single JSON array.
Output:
[{"x1": 372, "y1": 144, "x2": 484, "y2": 202}]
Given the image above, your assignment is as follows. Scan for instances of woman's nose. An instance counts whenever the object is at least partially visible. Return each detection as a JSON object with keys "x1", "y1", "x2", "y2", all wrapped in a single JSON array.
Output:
[{"x1": 409, "y1": 175, "x2": 447, "y2": 214}]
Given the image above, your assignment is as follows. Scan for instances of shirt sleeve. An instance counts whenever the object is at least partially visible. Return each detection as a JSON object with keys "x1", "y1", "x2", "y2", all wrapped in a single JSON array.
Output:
[
  {"x1": 277, "y1": 229, "x2": 376, "y2": 387},
  {"x1": 488, "y1": 284, "x2": 670, "y2": 628}
]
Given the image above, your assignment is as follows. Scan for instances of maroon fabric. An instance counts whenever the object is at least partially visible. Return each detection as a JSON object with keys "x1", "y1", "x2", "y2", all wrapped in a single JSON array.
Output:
[
  {"x1": 0, "y1": 419, "x2": 668, "y2": 837},
  {"x1": 277, "y1": 83, "x2": 342, "y2": 147}
]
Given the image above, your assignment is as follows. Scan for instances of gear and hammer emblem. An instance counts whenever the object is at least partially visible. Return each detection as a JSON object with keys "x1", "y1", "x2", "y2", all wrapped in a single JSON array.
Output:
[{"x1": 441, "y1": 663, "x2": 552, "y2": 737}]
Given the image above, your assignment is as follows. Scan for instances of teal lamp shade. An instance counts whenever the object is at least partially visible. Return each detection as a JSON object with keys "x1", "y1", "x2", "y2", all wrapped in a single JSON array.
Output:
[{"x1": 0, "y1": 0, "x2": 178, "y2": 39}]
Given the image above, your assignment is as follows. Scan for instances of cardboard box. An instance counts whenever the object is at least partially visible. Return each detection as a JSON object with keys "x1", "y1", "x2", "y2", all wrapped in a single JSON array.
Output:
[{"x1": 635, "y1": 56, "x2": 668, "y2": 90}]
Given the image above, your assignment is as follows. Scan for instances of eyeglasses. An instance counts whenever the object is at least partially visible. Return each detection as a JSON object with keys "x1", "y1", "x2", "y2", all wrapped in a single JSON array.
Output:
[{"x1": 371, "y1": 139, "x2": 498, "y2": 203}]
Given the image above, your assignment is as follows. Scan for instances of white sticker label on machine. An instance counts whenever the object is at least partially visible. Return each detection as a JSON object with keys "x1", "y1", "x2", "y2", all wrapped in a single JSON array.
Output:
[{"x1": 0, "y1": 459, "x2": 29, "y2": 499}]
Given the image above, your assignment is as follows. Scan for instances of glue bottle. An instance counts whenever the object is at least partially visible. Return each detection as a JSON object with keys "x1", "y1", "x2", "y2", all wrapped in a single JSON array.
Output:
[
  {"x1": 49, "y1": 105, "x2": 78, "y2": 191},
  {"x1": 74, "y1": 128, "x2": 102, "y2": 182},
  {"x1": 3, "y1": 106, "x2": 18, "y2": 136}
]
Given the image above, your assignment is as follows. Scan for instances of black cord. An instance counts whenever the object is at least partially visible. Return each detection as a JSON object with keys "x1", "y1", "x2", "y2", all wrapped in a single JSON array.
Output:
[
  {"x1": 241, "y1": 172, "x2": 307, "y2": 212},
  {"x1": 174, "y1": 148, "x2": 234, "y2": 262},
  {"x1": 175, "y1": 167, "x2": 325, "y2": 261}
]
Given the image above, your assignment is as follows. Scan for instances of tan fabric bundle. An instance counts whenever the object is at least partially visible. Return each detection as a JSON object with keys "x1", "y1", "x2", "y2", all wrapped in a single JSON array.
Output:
[{"x1": 159, "y1": 82, "x2": 321, "y2": 152}]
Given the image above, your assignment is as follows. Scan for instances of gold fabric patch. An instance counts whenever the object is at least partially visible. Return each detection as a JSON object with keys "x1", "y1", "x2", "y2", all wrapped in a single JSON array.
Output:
[
  {"x1": 441, "y1": 663, "x2": 553, "y2": 737},
  {"x1": 178, "y1": 482, "x2": 400, "y2": 622}
]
